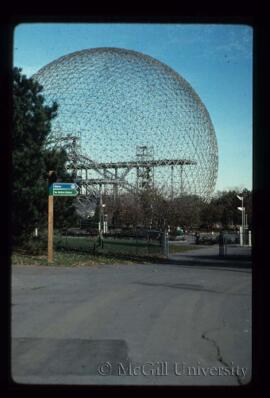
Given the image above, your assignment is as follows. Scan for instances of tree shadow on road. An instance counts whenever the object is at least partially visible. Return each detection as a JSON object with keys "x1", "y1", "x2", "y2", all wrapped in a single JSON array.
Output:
[
  {"x1": 95, "y1": 250, "x2": 252, "y2": 270},
  {"x1": 166, "y1": 255, "x2": 252, "y2": 270},
  {"x1": 55, "y1": 245, "x2": 252, "y2": 270}
]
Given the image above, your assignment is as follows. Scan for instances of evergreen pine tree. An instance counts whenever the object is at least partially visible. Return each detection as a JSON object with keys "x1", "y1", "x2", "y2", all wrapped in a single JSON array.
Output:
[{"x1": 12, "y1": 67, "x2": 78, "y2": 246}]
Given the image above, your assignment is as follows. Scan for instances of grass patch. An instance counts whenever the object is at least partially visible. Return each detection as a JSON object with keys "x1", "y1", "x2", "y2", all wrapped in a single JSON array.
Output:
[
  {"x1": 11, "y1": 251, "x2": 136, "y2": 267},
  {"x1": 12, "y1": 240, "x2": 202, "y2": 267}
]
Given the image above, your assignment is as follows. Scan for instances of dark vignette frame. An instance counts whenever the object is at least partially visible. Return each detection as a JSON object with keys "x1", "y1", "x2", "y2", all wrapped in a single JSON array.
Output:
[{"x1": 0, "y1": 12, "x2": 268, "y2": 394}]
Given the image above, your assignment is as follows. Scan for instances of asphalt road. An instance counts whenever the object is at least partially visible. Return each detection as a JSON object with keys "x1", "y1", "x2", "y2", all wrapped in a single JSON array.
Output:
[{"x1": 11, "y1": 245, "x2": 252, "y2": 386}]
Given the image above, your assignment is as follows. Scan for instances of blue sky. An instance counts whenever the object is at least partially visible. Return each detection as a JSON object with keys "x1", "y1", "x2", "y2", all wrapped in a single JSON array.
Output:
[{"x1": 14, "y1": 23, "x2": 253, "y2": 192}]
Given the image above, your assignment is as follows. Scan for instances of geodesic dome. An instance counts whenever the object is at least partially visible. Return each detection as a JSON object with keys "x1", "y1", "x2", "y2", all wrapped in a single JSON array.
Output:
[{"x1": 33, "y1": 47, "x2": 218, "y2": 200}]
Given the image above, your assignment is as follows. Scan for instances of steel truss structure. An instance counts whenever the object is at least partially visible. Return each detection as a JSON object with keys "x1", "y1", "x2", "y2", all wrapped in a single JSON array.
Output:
[{"x1": 33, "y1": 48, "x2": 218, "y2": 201}]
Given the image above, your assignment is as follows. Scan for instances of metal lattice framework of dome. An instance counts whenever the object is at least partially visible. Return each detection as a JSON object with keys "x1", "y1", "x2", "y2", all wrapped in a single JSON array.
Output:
[{"x1": 33, "y1": 47, "x2": 218, "y2": 200}]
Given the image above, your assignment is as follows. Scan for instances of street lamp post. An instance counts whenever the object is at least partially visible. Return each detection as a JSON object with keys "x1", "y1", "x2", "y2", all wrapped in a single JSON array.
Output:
[
  {"x1": 98, "y1": 186, "x2": 106, "y2": 247},
  {"x1": 237, "y1": 195, "x2": 245, "y2": 246},
  {"x1": 99, "y1": 191, "x2": 102, "y2": 242},
  {"x1": 103, "y1": 209, "x2": 107, "y2": 233}
]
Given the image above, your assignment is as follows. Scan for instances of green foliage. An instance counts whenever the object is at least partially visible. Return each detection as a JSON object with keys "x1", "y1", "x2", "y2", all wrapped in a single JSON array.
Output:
[
  {"x1": 167, "y1": 194, "x2": 203, "y2": 229},
  {"x1": 17, "y1": 231, "x2": 48, "y2": 255},
  {"x1": 12, "y1": 67, "x2": 79, "y2": 247},
  {"x1": 139, "y1": 187, "x2": 167, "y2": 228},
  {"x1": 101, "y1": 187, "x2": 252, "y2": 232},
  {"x1": 12, "y1": 67, "x2": 57, "y2": 243},
  {"x1": 200, "y1": 188, "x2": 252, "y2": 229},
  {"x1": 43, "y1": 148, "x2": 80, "y2": 229}
]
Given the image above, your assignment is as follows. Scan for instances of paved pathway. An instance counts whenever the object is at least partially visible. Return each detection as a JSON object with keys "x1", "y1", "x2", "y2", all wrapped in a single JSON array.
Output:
[{"x1": 11, "y1": 246, "x2": 252, "y2": 386}]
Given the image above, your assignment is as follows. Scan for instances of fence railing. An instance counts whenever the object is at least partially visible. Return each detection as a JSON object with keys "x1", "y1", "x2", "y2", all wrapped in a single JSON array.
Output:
[{"x1": 54, "y1": 231, "x2": 165, "y2": 258}]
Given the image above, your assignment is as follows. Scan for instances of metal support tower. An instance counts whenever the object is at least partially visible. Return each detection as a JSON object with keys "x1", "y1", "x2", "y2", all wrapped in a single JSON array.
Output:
[{"x1": 136, "y1": 145, "x2": 154, "y2": 190}]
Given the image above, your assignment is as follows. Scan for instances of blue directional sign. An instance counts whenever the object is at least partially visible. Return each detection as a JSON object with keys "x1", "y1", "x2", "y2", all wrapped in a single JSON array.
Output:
[
  {"x1": 53, "y1": 183, "x2": 78, "y2": 190},
  {"x1": 49, "y1": 183, "x2": 79, "y2": 196}
]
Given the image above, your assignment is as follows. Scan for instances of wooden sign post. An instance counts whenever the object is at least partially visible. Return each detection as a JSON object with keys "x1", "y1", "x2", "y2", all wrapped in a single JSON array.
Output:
[
  {"x1": 48, "y1": 194, "x2": 54, "y2": 264},
  {"x1": 48, "y1": 170, "x2": 56, "y2": 264},
  {"x1": 47, "y1": 172, "x2": 79, "y2": 264}
]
